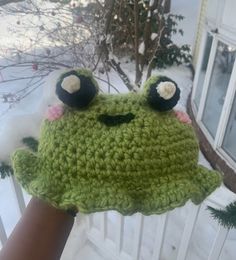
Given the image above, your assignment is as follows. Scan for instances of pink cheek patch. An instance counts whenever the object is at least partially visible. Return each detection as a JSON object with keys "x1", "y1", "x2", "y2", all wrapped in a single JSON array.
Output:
[
  {"x1": 46, "y1": 105, "x2": 64, "y2": 121},
  {"x1": 174, "y1": 110, "x2": 192, "y2": 125}
]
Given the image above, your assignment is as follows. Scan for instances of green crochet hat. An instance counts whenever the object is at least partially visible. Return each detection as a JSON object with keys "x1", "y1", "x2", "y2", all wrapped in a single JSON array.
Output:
[{"x1": 12, "y1": 69, "x2": 222, "y2": 215}]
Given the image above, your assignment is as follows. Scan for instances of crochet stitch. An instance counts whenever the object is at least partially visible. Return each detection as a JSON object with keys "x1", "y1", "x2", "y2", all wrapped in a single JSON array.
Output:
[{"x1": 12, "y1": 69, "x2": 222, "y2": 215}]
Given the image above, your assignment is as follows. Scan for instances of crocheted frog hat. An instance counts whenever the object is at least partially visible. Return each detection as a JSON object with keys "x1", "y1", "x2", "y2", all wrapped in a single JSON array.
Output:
[{"x1": 12, "y1": 69, "x2": 222, "y2": 215}]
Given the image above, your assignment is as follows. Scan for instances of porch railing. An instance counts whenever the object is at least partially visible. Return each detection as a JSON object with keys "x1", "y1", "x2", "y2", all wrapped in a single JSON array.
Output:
[
  {"x1": 0, "y1": 175, "x2": 235, "y2": 260},
  {"x1": 86, "y1": 186, "x2": 235, "y2": 260}
]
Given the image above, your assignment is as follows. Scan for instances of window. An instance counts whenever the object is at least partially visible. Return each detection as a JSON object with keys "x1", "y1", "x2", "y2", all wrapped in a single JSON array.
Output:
[
  {"x1": 192, "y1": 1, "x2": 236, "y2": 169},
  {"x1": 202, "y1": 41, "x2": 236, "y2": 138}
]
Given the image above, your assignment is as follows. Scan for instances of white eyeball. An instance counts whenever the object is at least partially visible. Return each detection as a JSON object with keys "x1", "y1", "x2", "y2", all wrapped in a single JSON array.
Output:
[
  {"x1": 61, "y1": 75, "x2": 81, "y2": 94},
  {"x1": 156, "y1": 81, "x2": 176, "y2": 100}
]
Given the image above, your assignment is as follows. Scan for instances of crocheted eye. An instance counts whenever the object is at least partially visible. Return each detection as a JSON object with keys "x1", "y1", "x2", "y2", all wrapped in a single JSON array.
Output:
[
  {"x1": 144, "y1": 76, "x2": 180, "y2": 111},
  {"x1": 56, "y1": 69, "x2": 98, "y2": 109}
]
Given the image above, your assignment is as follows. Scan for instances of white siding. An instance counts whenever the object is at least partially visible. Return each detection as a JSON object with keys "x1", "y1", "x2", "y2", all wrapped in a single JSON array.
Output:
[{"x1": 193, "y1": 0, "x2": 208, "y2": 67}]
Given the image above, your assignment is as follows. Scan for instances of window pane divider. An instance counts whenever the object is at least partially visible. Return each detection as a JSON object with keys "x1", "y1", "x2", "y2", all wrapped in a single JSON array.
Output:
[
  {"x1": 197, "y1": 37, "x2": 218, "y2": 122},
  {"x1": 192, "y1": 29, "x2": 208, "y2": 103}
]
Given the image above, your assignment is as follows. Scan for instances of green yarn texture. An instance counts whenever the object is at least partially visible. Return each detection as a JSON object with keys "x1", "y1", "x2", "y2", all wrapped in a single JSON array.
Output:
[{"x1": 12, "y1": 93, "x2": 222, "y2": 215}]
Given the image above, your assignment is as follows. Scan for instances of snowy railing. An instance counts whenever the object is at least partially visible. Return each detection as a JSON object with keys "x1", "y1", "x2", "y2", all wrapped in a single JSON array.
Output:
[
  {"x1": 86, "y1": 205, "x2": 229, "y2": 260},
  {"x1": 0, "y1": 180, "x2": 235, "y2": 260},
  {"x1": 0, "y1": 176, "x2": 26, "y2": 247},
  {"x1": 86, "y1": 188, "x2": 235, "y2": 260}
]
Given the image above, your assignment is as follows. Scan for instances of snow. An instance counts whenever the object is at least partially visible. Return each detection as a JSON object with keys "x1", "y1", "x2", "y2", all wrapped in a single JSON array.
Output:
[
  {"x1": 138, "y1": 42, "x2": 145, "y2": 55},
  {"x1": 0, "y1": 67, "x2": 66, "y2": 163},
  {"x1": 149, "y1": 0, "x2": 155, "y2": 7},
  {"x1": 151, "y1": 32, "x2": 158, "y2": 41}
]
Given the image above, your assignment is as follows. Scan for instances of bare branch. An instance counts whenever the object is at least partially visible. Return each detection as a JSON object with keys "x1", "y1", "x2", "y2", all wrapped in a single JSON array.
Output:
[
  {"x1": 0, "y1": 75, "x2": 45, "y2": 84},
  {"x1": 108, "y1": 59, "x2": 137, "y2": 92},
  {"x1": 94, "y1": 75, "x2": 120, "y2": 94},
  {"x1": 134, "y1": 0, "x2": 141, "y2": 86},
  {"x1": 146, "y1": 21, "x2": 165, "y2": 78},
  {"x1": 0, "y1": 0, "x2": 24, "y2": 6},
  {"x1": 95, "y1": 0, "x2": 104, "y2": 11}
]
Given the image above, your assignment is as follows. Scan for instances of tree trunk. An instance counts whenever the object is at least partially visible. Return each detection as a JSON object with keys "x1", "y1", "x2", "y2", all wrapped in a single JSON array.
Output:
[
  {"x1": 97, "y1": 0, "x2": 115, "y2": 66},
  {"x1": 134, "y1": 0, "x2": 142, "y2": 86},
  {"x1": 146, "y1": 0, "x2": 166, "y2": 80},
  {"x1": 140, "y1": 11, "x2": 152, "y2": 72},
  {"x1": 164, "y1": 0, "x2": 171, "y2": 13},
  {"x1": 104, "y1": 0, "x2": 115, "y2": 35}
]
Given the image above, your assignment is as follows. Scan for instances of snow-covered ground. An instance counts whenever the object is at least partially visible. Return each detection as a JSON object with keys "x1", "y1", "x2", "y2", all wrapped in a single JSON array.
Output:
[{"x1": 1, "y1": 1, "x2": 236, "y2": 259}]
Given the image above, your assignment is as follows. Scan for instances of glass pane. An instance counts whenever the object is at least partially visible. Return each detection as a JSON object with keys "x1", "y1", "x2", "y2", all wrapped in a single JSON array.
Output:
[
  {"x1": 202, "y1": 41, "x2": 236, "y2": 138},
  {"x1": 194, "y1": 34, "x2": 213, "y2": 109},
  {"x1": 222, "y1": 94, "x2": 236, "y2": 161}
]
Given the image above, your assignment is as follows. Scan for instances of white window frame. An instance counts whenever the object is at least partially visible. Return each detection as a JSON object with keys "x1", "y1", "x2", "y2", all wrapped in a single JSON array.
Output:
[
  {"x1": 196, "y1": 34, "x2": 217, "y2": 125},
  {"x1": 191, "y1": 29, "x2": 216, "y2": 115},
  {"x1": 191, "y1": 29, "x2": 209, "y2": 115},
  {"x1": 219, "y1": 0, "x2": 236, "y2": 41},
  {"x1": 205, "y1": 0, "x2": 225, "y2": 30}
]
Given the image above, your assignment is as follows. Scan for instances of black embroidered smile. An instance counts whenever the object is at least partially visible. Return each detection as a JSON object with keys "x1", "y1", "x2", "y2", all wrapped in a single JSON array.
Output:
[{"x1": 98, "y1": 113, "x2": 135, "y2": 126}]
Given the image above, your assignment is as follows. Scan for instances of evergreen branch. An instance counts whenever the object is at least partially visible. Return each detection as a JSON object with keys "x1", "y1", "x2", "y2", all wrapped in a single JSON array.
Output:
[
  {"x1": 22, "y1": 137, "x2": 39, "y2": 152},
  {"x1": 208, "y1": 202, "x2": 236, "y2": 229},
  {"x1": 0, "y1": 162, "x2": 13, "y2": 179}
]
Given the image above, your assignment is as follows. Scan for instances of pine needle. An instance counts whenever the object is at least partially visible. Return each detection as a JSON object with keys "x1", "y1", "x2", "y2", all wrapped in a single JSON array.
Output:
[
  {"x1": 208, "y1": 201, "x2": 236, "y2": 229},
  {"x1": 0, "y1": 162, "x2": 13, "y2": 179},
  {"x1": 22, "y1": 137, "x2": 38, "y2": 152}
]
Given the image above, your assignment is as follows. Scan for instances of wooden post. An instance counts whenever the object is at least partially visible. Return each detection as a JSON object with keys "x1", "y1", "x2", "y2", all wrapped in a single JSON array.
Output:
[
  {"x1": 132, "y1": 214, "x2": 144, "y2": 260},
  {"x1": 152, "y1": 213, "x2": 168, "y2": 260},
  {"x1": 208, "y1": 226, "x2": 229, "y2": 260}
]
